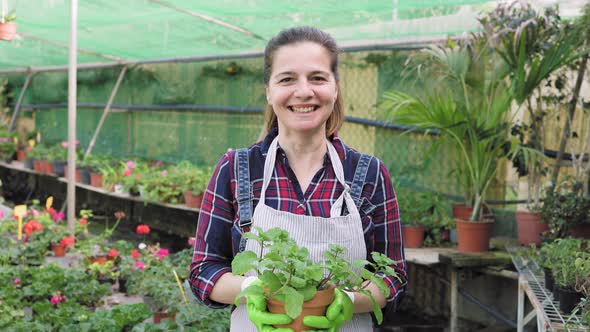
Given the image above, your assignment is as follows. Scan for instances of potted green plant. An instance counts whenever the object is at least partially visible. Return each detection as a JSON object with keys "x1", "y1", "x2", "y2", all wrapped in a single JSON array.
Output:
[
  {"x1": 479, "y1": 3, "x2": 587, "y2": 246},
  {"x1": 232, "y1": 227, "x2": 399, "y2": 331},
  {"x1": 87, "y1": 260, "x2": 119, "y2": 284},
  {"x1": 0, "y1": 10, "x2": 16, "y2": 41},
  {"x1": 381, "y1": 34, "x2": 519, "y2": 252},
  {"x1": 541, "y1": 178, "x2": 590, "y2": 239},
  {"x1": 550, "y1": 239, "x2": 586, "y2": 313},
  {"x1": 0, "y1": 127, "x2": 17, "y2": 163}
]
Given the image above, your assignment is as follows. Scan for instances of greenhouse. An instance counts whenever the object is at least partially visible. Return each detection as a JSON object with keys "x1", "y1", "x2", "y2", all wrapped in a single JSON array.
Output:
[{"x1": 0, "y1": 0, "x2": 589, "y2": 331}]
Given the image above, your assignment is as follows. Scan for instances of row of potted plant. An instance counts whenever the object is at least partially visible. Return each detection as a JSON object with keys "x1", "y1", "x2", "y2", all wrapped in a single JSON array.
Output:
[{"x1": 17, "y1": 142, "x2": 213, "y2": 209}]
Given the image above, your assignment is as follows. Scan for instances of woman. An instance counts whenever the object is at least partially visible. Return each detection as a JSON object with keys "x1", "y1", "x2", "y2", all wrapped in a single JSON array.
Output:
[{"x1": 190, "y1": 26, "x2": 407, "y2": 331}]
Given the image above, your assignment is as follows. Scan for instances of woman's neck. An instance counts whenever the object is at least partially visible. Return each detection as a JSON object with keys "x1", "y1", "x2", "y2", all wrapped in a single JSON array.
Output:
[
  {"x1": 277, "y1": 130, "x2": 327, "y2": 162},
  {"x1": 277, "y1": 130, "x2": 328, "y2": 193}
]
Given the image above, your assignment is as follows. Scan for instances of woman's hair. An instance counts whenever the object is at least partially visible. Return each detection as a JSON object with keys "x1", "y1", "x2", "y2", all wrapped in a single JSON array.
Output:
[{"x1": 263, "y1": 26, "x2": 344, "y2": 137}]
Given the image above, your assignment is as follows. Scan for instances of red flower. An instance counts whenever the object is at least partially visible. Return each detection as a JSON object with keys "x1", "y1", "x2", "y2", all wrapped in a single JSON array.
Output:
[
  {"x1": 46, "y1": 207, "x2": 56, "y2": 216},
  {"x1": 60, "y1": 236, "x2": 75, "y2": 248},
  {"x1": 23, "y1": 220, "x2": 43, "y2": 235},
  {"x1": 136, "y1": 224, "x2": 150, "y2": 235},
  {"x1": 108, "y1": 248, "x2": 119, "y2": 258},
  {"x1": 114, "y1": 211, "x2": 125, "y2": 219},
  {"x1": 131, "y1": 249, "x2": 140, "y2": 260},
  {"x1": 79, "y1": 218, "x2": 88, "y2": 225}
]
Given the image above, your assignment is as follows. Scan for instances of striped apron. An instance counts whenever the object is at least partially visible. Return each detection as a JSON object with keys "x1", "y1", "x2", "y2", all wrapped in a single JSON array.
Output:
[{"x1": 230, "y1": 137, "x2": 372, "y2": 332}]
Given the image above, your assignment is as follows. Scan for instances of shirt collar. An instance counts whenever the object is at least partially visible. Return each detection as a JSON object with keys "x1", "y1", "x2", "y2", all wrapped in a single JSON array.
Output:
[{"x1": 260, "y1": 127, "x2": 346, "y2": 162}]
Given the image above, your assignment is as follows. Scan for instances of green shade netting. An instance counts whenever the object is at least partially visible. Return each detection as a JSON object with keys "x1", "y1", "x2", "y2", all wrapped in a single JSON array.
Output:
[{"x1": 0, "y1": 0, "x2": 497, "y2": 71}]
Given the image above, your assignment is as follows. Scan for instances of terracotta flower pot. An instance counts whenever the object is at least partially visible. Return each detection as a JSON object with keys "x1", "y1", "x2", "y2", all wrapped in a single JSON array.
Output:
[
  {"x1": 64, "y1": 168, "x2": 81, "y2": 182},
  {"x1": 16, "y1": 149, "x2": 26, "y2": 161},
  {"x1": 455, "y1": 218, "x2": 494, "y2": 253},
  {"x1": 33, "y1": 160, "x2": 43, "y2": 172},
  {"x1": 51, "y1": 244, "x2": 66, "y2": 257},
  {"x1": 38, "y1": 160, "x2": 51, "y2": 174},
  {"x1": 267, "y1": 288, "x2": 334, "y2": 332},
  {"x1": 0, "y1": 22, "x2": 16, "y2": 41},
  {"x1": 90, "y1": 172, "x2": 103, "y2": 187},
  {"x1": 515, "y1": 211, "x2": 548, "y2": 245},
  {"x1": 184, "y1": 191, "x2": 204, "y2": 209},
  {"x1": 402, "y1": 225, "x2": 425, "y2": 248},
  {"x1": 153, "y1": 312, "x2": 176, "y2": 324},
  {"x1": 452, "y1": 204, "x2": 473, "y2": 220}
]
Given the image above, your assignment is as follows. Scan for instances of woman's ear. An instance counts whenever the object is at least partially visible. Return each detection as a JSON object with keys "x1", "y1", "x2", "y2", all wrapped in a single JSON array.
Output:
[{"x1": 265, "y1": 86, "x2": 271, "y2": 104}]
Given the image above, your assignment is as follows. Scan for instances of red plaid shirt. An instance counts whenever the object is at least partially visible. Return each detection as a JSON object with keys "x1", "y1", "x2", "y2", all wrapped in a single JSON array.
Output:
[{"x1": 190, "y1": 129, "x2": 407, "y2": 308}]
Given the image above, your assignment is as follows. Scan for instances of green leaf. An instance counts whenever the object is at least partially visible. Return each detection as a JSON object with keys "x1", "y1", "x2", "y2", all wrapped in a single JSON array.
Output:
[
  {"x1": 260, "y1": 270, "x2": 281, "y2": 292},
  {"x1": 282, "y1": 286, "x2": 304, "y2": 319},
  {"x1": 231, "y1": 251, "x2": 258, "y2": 275}
]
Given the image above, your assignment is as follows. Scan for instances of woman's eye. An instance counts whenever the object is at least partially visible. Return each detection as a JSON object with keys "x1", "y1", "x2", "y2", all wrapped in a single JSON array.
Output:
[
  {"x1": 278, "y1": 77, "x2": 292, "y2": 83},
  {"x1": 311, "y1": 76, "x2": 326, "y2": 81}
]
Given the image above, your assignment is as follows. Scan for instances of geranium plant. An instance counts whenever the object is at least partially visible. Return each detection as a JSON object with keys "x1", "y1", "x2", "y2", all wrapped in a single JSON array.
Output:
[{"x1": 232, "y1": 227, "x2": 399, "y2": 324}]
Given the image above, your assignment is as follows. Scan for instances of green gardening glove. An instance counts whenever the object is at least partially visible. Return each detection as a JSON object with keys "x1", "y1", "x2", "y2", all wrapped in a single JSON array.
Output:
[
  {"x1": 302, "y1": 288, "x2": 354, "y2": 332},
  {"x1": 245, "y1": 287, "x2": 294, "y2": 332}
]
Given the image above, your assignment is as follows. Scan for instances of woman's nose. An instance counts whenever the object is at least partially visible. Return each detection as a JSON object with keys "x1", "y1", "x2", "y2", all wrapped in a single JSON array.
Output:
[{"x1": 293, "y1": 80, "x2": 314, "y2": 98}]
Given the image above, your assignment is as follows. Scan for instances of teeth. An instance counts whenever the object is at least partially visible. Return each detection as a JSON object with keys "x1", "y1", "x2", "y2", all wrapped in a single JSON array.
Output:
[{"x1": 291, "y1": 106, "x2": 316, "y2": 113}]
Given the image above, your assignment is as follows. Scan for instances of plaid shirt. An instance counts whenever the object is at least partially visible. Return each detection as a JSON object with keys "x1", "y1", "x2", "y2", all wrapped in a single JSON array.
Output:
[{"x1": 190, "y1": 128, "x2": 407, "y2": 308}]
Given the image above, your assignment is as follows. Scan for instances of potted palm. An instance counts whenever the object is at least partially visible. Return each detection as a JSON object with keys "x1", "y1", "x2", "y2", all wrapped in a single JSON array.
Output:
[
  {"x1": 233, "y1": 227, "x2": 399, "y2": 331},
  {"x1": 381, "y1": 34, "x2": 518, "y2": 252},
  {"x1": 479, "y1": 2, "x2": 587, "y2": 245}
]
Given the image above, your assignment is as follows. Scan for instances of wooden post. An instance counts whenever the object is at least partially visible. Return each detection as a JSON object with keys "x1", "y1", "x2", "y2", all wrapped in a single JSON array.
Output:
[{"x1": 450, "y1": 269, "x2": 458, "y2": 332}]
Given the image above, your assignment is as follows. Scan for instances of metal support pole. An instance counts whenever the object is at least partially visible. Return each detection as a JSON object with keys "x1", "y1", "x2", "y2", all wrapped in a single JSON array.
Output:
[
  {"x1": 518, "y1": 277, "x2": 524, "y2": 332},
  {"x1": 67, "y1": 0, "x2": 78, "y2": 231},
  {"x1": 450, "y1": 269, "x2": 458, "y2": 332},
  {"x1": 8, "y1": 71, "x2": 34, "y2": 132},
  {"x1": 84, "y1": 66, "x2": 127, "y2": 158}
]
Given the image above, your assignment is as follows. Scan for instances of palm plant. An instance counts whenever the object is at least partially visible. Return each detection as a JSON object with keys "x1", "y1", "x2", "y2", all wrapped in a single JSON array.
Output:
[
  {"x1": 381, "y1": 34, "x2": 517, "y2": 222},
  {"x1": 479, "y1": 2, "x2": 588, "y2": 210}
]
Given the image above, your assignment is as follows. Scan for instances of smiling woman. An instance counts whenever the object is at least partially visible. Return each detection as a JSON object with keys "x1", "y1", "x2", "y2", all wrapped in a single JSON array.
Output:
[{"x1": 190, "y1": 26, "x2": 407, "y2": 332}]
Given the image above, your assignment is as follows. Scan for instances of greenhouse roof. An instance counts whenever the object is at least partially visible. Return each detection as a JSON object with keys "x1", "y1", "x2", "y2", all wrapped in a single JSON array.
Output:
[{"x1": 0, "y1": 0, "x2": 586, "y2": 73}]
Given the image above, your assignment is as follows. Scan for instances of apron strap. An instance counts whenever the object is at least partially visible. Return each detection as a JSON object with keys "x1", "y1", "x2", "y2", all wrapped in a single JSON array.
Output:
[
  {"x1": 236, "y1": 148, "x2": 253, "y2": 227},
  {"x1": 350, "y1": 154, "x2": 373, "y2": 209}
]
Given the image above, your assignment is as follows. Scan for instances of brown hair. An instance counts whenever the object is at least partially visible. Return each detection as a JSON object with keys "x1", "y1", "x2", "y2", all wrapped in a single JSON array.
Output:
[{"x1": 263, "y1": 26, "x2": 344, "y2": 137}]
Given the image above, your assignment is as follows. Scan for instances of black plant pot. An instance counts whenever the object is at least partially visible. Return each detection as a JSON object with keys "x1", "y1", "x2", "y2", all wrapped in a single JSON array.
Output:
[
  {"x1": 553, "y1": 284, "x2": 560, "y2": 302},
  {"x1": 129, "y1": 188, "x2": 140, "y2": 196},
  {"x1": 97, "y1": 276, "x2": 115, "y2": 285},
  {"x1": 557, "y1": 287, "x2": 583, "y2": 314},
  {"x1": 53, "y1": 160, "x2": 66, "y2": 177},
  {"x1": 118, "y1": 277, "x2": 128, "y2": 293},
  {"x1": 79, "y1": 169, "x2": 91, "y2": 185},
  {"x1": 24, "y1": 158, "x2": 34, "y2": 169},
  {"x1": 544, "y1": 268, "x2": 554, "y2": 292}
]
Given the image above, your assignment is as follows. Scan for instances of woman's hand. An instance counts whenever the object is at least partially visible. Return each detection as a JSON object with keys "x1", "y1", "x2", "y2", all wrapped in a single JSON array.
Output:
[
  {"x1": 302, "y1": 288, "x2": 354, "y2": 332},
  {"x1": 245, "y1": 279, "x2": 293, "y2": 332}
]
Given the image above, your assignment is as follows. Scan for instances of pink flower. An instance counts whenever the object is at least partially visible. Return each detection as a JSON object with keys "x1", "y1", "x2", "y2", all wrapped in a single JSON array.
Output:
[
  {"x1": 123, "y1": 168, "x2": 133, "y2": 176},
  {"x1": 52, "y1": 212, "x2": 65, "y2": 222},
  {"x1": 155, "y1": 160, "x2": 163, "y2": 167},
  {"x1": 187, "y1": 237, "x2": 196, "y2": 246},
  {"x1": 13, "y1": 278, "x2": 20, "y2": 284},
  {"x1": 50, "y1": 296, "x2": 59, "y2": 305},
  {"x1": 61, "y1": 141, "x2": 68, "y2": 148},
  {"x1": 126, "y1": 160, "x2": 136, "y2": 169},
  {"x1": 108, "y1": 248, "x2": 119, "y2": 258},
  {"x1": 154, "y1": 248, "x2": 169, "y2": 259},
  {"x1": 134, "y1": 261, "x2": 145, "y2": 270},
  {"x1": 160, "y1": 170, "x2": 168, "y2": 177},
  {"x1": 31, "y1": 209, "x2": 40, "y2": 217},
  {"x1": 50, "y1": 292, "x2": 66, "y2": 305},
  {"x1": 0, "y1": 210, "x2": 3, "y2": 219}
]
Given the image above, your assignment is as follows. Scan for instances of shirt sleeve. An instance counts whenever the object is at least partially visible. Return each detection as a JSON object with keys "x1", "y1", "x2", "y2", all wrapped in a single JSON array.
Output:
[
  {"x1": 189, "y1": 152, "x2": 235, "y2": 308},
  {"x1": 370, "y1": 159, "x2": 407, "y2": 304}
]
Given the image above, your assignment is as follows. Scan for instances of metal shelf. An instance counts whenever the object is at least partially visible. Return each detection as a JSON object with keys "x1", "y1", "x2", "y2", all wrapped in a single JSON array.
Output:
[{"x1": 508, "y1": 245, "x2": 587, "y2": 332}]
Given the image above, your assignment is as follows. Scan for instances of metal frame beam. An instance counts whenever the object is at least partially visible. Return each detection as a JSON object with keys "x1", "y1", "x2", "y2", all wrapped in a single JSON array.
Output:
[
  {"x1": 84, "y1": 66, "x2": 127, "y2": 158},
  {"x1": 8, "y1": 71, "x2": 34, "y2": 132}
]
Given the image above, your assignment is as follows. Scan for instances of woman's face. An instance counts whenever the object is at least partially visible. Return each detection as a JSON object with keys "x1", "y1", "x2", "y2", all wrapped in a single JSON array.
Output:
[{"x1": 266, "y1": 41, "x2": 337, "y2": 136}]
